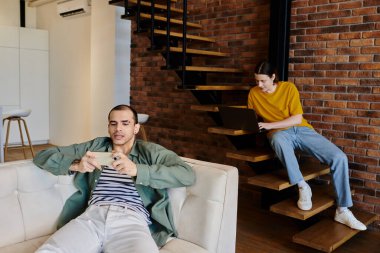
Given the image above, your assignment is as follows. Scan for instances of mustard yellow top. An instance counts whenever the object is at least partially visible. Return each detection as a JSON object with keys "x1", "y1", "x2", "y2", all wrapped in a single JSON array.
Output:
[{"x1": 248, "y1": 81, "x2": 313, "y2": 134}]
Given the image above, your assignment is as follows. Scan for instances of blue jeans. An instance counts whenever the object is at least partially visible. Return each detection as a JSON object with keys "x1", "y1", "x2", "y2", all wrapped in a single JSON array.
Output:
[{"x1": 268, "y1": 127, "x2": 353, "y2": 207}]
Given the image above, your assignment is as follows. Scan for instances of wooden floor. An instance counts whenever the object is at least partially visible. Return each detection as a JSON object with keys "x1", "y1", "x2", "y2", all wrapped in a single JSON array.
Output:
[{"x1": 4, "y1": 144, "x2": 380, "y2": 253}]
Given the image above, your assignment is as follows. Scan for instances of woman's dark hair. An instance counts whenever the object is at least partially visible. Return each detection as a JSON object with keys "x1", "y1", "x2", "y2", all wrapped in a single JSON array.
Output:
[
  {"x1": 108, "y1": 104, "x2": 138, "y2": 124},
  {"x1": 254, "y1": 61, "x2": 276, "y2": 76}
]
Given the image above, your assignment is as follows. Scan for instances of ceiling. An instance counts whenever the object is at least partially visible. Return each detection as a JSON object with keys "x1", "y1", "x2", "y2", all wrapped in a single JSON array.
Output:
[{"x1": 27, "y1": 0, "x2": 58, "y2": 7}]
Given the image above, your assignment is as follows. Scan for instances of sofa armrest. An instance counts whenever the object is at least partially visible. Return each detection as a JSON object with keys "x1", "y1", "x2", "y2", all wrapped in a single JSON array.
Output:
[{"x1": 168, "y1": 157, "x2": 239, "y2": 253}]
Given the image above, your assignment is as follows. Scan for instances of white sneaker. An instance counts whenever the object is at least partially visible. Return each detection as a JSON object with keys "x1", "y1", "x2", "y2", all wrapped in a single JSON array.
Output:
[
  {"x1": 297, "y1": 184, "x2": 312, "y2": 211},
  {"x1": 334, "y1": 209, "x2": 367, "y2": 231}
]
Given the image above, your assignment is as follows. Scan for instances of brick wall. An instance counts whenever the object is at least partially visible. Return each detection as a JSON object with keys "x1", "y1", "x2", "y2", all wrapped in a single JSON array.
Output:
[
  {"x1": 130, "y1": 0, "x2": 270, "y2": 166},
  {"x1": 289, "y1": 0, "x2": 380, "y2": 229},
  {"x1": 129, "y1": 0, "x2": 379, "y2": 229}
]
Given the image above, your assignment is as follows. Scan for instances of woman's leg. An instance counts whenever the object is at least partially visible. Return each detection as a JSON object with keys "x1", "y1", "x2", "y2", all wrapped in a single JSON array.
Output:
[
  {"x1": 269, "y1": 128, "x2": 303, "y2": 185},
  {"x1": 295, "y1": 127, "x2": 353, "y2": 207},
  {"x1": 269, "y1": 128, "x2": 313, "y2": 210}
]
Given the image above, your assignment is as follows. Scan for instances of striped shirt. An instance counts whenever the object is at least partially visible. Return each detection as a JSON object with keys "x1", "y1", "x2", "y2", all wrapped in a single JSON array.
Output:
[{"x1": 88, "y1": 166, "x2": 151, "y2": 224}]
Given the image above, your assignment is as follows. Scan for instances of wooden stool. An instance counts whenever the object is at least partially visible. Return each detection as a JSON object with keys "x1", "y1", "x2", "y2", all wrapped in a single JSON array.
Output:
[
  {"x1": 138, "y1": 113, "x2": 149, "y2": 141},
  {"x1": 2, "y1": 109, "x2": 34, "y2": 160}
]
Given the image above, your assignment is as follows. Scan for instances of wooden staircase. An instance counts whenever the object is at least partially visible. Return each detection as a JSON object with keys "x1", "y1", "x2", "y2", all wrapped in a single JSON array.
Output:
[{"x1": 109, "y1": 1, "x2": 377, "y2": 252}]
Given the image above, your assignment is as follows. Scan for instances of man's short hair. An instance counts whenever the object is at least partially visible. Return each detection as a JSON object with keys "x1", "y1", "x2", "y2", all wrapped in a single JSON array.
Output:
[{"x1": 108, "y1": 104, "x2": 138, "y2": 124}]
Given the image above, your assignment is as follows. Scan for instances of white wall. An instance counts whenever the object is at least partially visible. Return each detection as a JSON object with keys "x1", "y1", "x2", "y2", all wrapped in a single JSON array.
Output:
[
  {"x1": 0, "y1": 0, "x2": 36, "y2": 28},
  {"x1": 0, "y1": 0, "x2": 131, "y2": 146},
  {"x1": 90, "y1": 1, "x2": 131, "y2": 138}
]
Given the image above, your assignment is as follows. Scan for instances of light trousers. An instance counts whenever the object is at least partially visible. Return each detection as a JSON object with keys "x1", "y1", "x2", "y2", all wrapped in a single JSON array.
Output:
[
  {"x1": 36, "y1": 205, "x2": 159, "y2": 253},
  {"x1": 268, "y1": 127, "x2": 353, "y2": 207}
]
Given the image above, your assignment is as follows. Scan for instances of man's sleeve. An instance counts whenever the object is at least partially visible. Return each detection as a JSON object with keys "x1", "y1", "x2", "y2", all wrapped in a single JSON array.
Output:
[
  {"x1": 33, "y1": 138, "x2": 107, "y2": 176},
  {"x1": 135, "y1": 145, "x2": 195, "y2": 189}
]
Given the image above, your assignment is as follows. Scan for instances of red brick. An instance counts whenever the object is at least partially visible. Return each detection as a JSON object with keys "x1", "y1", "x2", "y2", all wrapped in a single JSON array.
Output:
[
  {"x1": 328, "y1": 9, "x2": 351, "y2": 18},
  {"x1": 360, "y1": 63, "x2": 380, "y2": 70},
  {"x1": 317, "y1": 19, "x2": 339, "y2": 27},
  {"x1": 297, "y1": 6, "x2": 317, "y2": 15},
  {"x1": 324, "y1": 100, "x2": 347, "y2": 108},
  {"x1": 344, "y1": 147, "x2": 366, "y2": 156},
  {"x1": 351, "y1": 170, "x2": 376, "y2": 181},
  {"x1": 347, "y1": 102, "x2": 370, "y2": 109},
  {"x1": 336, "y1": 79, "x2": 360, "y2": 85},
  {"x1": 339, "y1": 1, "x2": 362, "y2": 10},
  {"x1": 312, "y1": 93, "x2": 334, "y2": 100},
  {"x1": 364, "y1": 195, "x2": 380, "y2": 205},
  {"x1": 339, "y1": 16, "x2": 363, "y2": 25},
  {"x1": 334, "y1": 138, "x2": 355, "y2": 147},
  {"x1": 344, "y1": 132, "x2": 367, "y2": 141},
  {"x1": 339, "y1": 32, "x2": 361, "y2": 40},
  {"x1": 353, "y1": 7, "x2": 377, "y2": 16},
  {"x1": 345, "y1": 117, "x2": 369, "y2": 125},
  {"x1": 326, "y1": 55, "x2": 349, "y2": 62},
  {"x1": 365, "y1": 180, "x2": 380, "y2": 190},
  {"x1": 317, "y1": 4, "x2": 338, "y2": 12},
  {"x1": 361, "y1": 46, "x2": 380, "y2": 54},
  {"x1": 367, "y1": 149, "x2": 380, "y2": 158},
  {"x1": 326, "y1": 40, "x2": 349, "y2": 48},
  {"x1": 349, "y1": 55, "x2": 373, "y2": 62},
  {"x1": 357, "y1": 125, "x2": 380, "y2": 134}
]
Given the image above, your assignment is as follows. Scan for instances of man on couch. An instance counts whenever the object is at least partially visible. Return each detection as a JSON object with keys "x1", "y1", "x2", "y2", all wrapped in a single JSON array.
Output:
[{"x1": 33, "y1": 104, "x2": 195, "y2": 253}]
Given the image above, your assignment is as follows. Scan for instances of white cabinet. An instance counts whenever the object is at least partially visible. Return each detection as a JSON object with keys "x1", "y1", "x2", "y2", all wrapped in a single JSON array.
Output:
[{"x1": 0, "y1": 26, "x2": 49, "y2": 145}]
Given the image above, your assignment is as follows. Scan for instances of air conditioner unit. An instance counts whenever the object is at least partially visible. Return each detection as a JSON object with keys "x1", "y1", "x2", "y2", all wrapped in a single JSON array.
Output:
[{"x1": 57, "y1": 0, "x2": 91, "y2": 17}]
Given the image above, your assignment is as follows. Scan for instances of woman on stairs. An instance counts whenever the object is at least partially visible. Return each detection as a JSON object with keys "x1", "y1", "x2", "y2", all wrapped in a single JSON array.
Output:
[{"x1": 248, "y1": 60, "x2": 366, "y2": 231}]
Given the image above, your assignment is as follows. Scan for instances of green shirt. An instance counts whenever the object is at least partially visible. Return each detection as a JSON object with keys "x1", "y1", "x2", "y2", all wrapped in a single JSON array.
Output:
[{"x1": 33, "y1": 137, "x2": 195, "y2": 247}]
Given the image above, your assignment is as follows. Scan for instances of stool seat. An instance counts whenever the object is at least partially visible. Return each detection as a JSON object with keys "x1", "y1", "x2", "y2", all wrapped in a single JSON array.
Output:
[
  {"x1": 3, "y1": 109, "x2": 32, "y2": 119},
  {"x1": 137, "y1": 113, "x2": 149, "y2": 124},
  {"x1": 137, "y1": 114, "x2": 149, "y2": 141},
  {"x1": 2, "y1": 108, "x2": 34, "y2": 160}
]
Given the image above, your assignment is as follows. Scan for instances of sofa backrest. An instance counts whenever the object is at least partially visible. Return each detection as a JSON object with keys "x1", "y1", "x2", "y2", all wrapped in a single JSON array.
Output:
[{"x1": 0, "y1": 160, "x2": 76, "y2": 248}]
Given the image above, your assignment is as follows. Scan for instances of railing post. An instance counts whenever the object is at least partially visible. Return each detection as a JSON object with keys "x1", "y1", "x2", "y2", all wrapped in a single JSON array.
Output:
[
  {"x1": 166, "y1": 0, "x2": 172, "y2": 68},
  {"x1": 150, "y1": 0, "x2": 156, "y2": 50},
  {"x1": 182, "y1": 0, "x2": 187, "y2": 88},
  {"x1": 136, "y1": 0, "x2": 142, "y2": 33},
  {"x1": 123, "y1": 0, "x2": 132, "y2": 17}
]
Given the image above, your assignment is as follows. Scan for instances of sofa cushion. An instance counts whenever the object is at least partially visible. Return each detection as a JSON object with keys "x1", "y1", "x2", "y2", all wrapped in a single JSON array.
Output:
[
  {"x1": 160, "y1": 238, "x2": 208, "y2": 253},
  {"x1": 0, "y1": 236, "x2": 49, "y2": 253},
  {"x1": 0, "y1": 160, "x2": 77, "y2": 248}
]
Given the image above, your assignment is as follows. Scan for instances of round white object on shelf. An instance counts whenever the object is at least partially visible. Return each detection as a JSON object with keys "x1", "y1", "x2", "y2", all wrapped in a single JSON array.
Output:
[
  {"x1": 2, "y1": 108, "x2": 31, "y2": 119},
  {"x1": 137, "y1": 113, "x2": 149, "y2": 124}
]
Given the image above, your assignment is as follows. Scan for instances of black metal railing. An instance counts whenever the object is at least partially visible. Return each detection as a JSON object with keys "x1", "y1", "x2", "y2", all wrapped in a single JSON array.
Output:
[
  {"x1": 181, "y1": 0, "x2": 187, "y2": 88},
  {"x1": 120, "y1": 0, "x2": 191, "y2": 88}
]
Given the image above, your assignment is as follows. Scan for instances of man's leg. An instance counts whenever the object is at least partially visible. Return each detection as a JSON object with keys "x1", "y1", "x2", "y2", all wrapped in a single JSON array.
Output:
[
  {"x1": 104, "y1": 206, "x2": 159, "y2": 253},
  {"x1": 36, "y1": 206, "x2": 106, "y2": 253}
]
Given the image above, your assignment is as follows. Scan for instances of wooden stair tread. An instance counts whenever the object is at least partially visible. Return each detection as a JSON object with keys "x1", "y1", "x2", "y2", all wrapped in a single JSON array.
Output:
[
  {"x1": 270, "y1": 186, "x2": 336, "y2": 220},
  {"x1": 176, "y1": 66, "x2": 242, "y2": 72},
  {"x1": 169, "y1": 47, "x2": 228, "y2": 57},
  {"x1": 190, "y1": 104, "x2": 247, "y2": 112},
  {"x1": 208, "y1": 126, "x2": 255, "y2": 136},
  {"x1": 192, "y1": 85, "x2": 251, "y2": 91},
  {"x1": 226, "y1": 148, "x2": 275, "y2": 163},
  {"x1": 190, "y1": 104, "x2": 219, "y2": 112},
  {"x1": 155, "y1": 29, "x2": 215, "y2": 42},
  {"x1": 109, "y1": 0, "x2": 184, "y2": 14},
  {"x1": 293, "y1": 210, "x2": 378, "y2": 252},
  {"x1": 138, "y1": 13, "x2": 202, "y2": 28},
  {"x1": 247, "y1": 160, "x2": 330, "y2": 190}
]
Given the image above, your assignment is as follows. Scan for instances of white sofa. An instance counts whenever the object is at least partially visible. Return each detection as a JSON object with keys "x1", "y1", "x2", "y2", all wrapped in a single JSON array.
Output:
[{"x1": 0, "y1": 157, "x2": 239, "y2": 253}]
